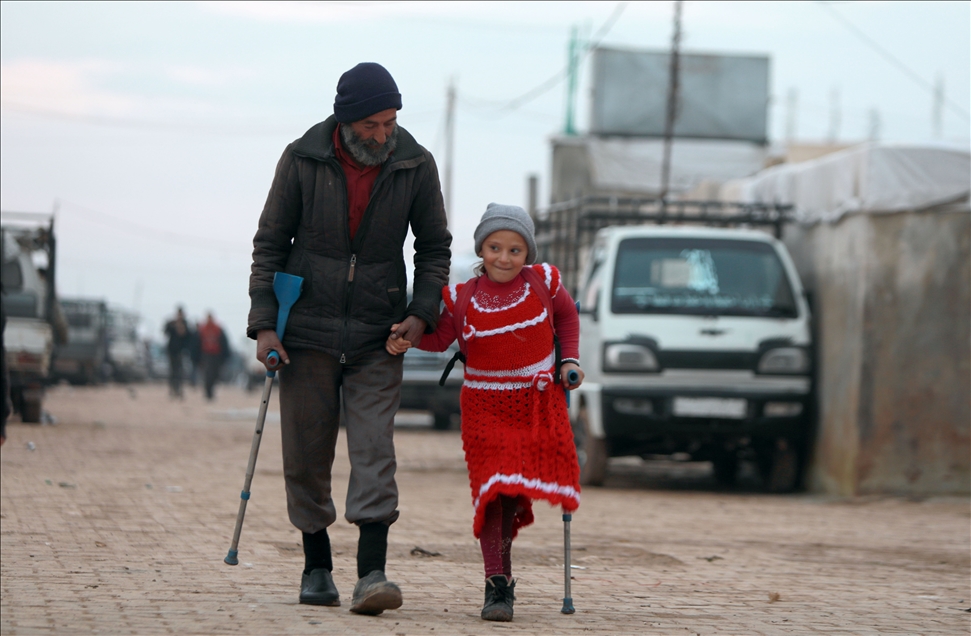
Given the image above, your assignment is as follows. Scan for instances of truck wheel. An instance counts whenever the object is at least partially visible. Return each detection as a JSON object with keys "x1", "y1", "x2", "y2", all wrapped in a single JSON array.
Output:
[
  {"x1": 712, "y1": 452, "x2": 739, "y2": 486},
  {"x1": 758, "y1": 439, "x2": 799, "y2": 493},
  {"x1": 432, "y1": 410, "x2": 454, "y2": 431},
  {"x1": 21, "y1": 397, "x2": 42, "y2": 424},
  {"x1": 576, "y1": 404, "x2": 608, "y2": 487}
]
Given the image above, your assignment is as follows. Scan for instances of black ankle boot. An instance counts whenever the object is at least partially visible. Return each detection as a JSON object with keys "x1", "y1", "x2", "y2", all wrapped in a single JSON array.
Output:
[
  {"x1": 481, "y1": 575, "x2": 515, "y2": 622},
  {"x1": 300, "y1": 569, "x2": 340, "y2": 606}
]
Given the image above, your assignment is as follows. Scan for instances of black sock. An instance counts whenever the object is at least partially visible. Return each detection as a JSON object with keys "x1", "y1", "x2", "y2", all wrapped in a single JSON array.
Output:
[
  {"x1": 357, "y1": 522, "x2": 389, "y2": 579},
  {"x1": 302, "y1": 528, "x2": 333, "y2": 575}
]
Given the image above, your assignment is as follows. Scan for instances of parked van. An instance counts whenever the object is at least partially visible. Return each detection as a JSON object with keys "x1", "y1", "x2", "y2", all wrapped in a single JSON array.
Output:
[
  {"x1": 570, "y1": 225, "x2": 813, "y2": 491},
  {"x1": 1, "y1": 214, "x2": 66, "y2": 422},
  {"x1": 53, "y1": 298, "x2": 109, "y2": 385}
]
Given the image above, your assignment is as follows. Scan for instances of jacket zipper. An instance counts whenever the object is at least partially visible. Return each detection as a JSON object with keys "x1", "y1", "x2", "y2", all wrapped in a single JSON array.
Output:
[{"x1": 328, "y1": 150, "x2": 396, "y2": 364}]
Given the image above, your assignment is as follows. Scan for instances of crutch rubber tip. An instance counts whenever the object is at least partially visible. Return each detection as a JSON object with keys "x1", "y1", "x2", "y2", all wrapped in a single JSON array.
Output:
[
  {"x1": 561, "y1": 598, "x2": 575, "y2": 614},
  {"x1": 224, "y1": 550, "x2": 239, "y2": 566}
]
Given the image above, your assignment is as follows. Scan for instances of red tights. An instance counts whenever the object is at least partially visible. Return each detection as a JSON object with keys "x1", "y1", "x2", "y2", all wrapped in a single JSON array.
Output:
[{"x1": 479, "y1": 495, "x2": 517, "y2": 579}]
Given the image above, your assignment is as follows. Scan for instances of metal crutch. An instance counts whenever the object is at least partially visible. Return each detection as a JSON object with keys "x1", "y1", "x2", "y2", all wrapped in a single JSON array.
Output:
[
  {"x1": 225, "y1": 272, "x2": 303, "y2": 565},
  {"x1": 562, "y1": 367, "x2": 580, "y2": 614}
]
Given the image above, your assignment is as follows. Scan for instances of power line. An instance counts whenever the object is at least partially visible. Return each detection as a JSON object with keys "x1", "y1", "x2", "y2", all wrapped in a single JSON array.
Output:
[
  {"x1": 818, "y1": 2, "x2": 970, "y2": 121},
  {"x1": 0, "y1": 101, "x2": 301, "y2": 136},
  {"x1": 60, "y1": 200, "x2": 249, "y2": 252},
  {"x1": 462, "y1": 2, "x2": 629, "y2": 115}
]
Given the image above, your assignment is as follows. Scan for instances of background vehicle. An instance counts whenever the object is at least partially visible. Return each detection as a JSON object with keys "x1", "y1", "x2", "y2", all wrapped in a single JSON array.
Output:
[
  {"x1": 399, "y1": 344, "x2": 462, "y2": 430},
  {"x1": 53, "y1": 298, "x2": 109, "y2": 385},
  {"x1": 536, "y1": 198, "x2": 812, "y2": 492},
  {"x1": 106, "y1": 307, "x2": 149, "y2": 382},
  {"x1": 1, "y1": 212, "x2": 67, "y2": 422}
]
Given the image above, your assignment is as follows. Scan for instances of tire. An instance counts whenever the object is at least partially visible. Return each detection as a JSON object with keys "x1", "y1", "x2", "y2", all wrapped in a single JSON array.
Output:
[
  {"x1": 576, "y1": 403, "x2": 608, "y2": 487},
  {"x1": 758, "y1": 439, "x2": 799, "y2": 493},
  {"x1": 712, "y1": 452, "x2": 739, "y2": 486},
  {"x1": 21, "y1": 397, "x2": 42, "y2": 424},
  {"x1": 432, "y1": 410, "x2": 454, "y2": 431}
]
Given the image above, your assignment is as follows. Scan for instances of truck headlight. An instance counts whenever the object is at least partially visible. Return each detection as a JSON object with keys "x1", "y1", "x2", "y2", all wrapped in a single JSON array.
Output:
[
  {"x1": 757, "y1": 347, "x2": 810, "y2": 374},
  {"x1": 603, "y1": 343, "x2": 659, "y2": 372}
]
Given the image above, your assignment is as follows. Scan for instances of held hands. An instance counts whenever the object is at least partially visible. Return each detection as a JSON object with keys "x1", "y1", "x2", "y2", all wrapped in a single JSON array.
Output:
[
  {"x1": 386, "y1": 315, "x2": 427, "y2": 356},
  {"x1": 256, "y1": 329, "x2": 289, "y2": 371},
  {"x1": 560, "y1": 362, "x2": 584, "y2": 390}
]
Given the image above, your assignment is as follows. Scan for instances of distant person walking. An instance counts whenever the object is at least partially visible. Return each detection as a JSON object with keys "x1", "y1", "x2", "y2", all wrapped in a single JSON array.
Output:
[
  {"x1": 248, "y1": 62, "x2": 451, "y2": 614},
  {"x1": 163, "y1": 307, "x2": 192, "y2": 399},
  {"x1": 387, "y1": 204, "x2": 582, "y2": 622},
  {"x1": 197, "y1": 313, "x2": 229, "y2": 401},
  {"x1": 1, "y1": 295, "x2": 9, "y2": 446}
]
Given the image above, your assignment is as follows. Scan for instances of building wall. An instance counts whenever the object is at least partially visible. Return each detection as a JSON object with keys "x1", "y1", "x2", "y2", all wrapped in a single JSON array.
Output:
[{"x1": 784, "y1": 208, "x2": 970, "y2": 495}]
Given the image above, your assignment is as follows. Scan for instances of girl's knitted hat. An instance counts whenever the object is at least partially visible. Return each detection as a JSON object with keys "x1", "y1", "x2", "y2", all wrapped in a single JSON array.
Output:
[{"x1": 473, "y1": 203, "x2": 537, "y2": 264}]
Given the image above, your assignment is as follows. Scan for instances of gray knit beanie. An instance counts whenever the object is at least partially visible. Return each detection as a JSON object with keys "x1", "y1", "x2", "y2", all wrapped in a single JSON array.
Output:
[{"x1": 473, "y1": 203, "x2": 537, "y2": 265}]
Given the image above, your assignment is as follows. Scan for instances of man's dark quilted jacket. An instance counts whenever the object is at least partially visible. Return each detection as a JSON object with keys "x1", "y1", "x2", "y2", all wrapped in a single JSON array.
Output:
[{"x1": 247, "y1": 116, "x2": 451, "y2": 362}]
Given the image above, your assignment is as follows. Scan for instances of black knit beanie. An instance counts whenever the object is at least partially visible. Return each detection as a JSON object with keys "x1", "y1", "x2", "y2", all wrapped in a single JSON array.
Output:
[{"x1": 333, "y1": 63, "x2": 402, "y2": 123}]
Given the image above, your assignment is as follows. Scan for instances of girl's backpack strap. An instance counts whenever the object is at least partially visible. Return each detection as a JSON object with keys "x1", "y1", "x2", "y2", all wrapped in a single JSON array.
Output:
[
  {"x1": 519, "y1": 265, "x2": 556, "y2": 333},
  {"x1": 520, "y1": 265, "x2": 564, "y2": 382},
  {"x1": 438, "y1": 277, "x2": 479, "y2": 386}
]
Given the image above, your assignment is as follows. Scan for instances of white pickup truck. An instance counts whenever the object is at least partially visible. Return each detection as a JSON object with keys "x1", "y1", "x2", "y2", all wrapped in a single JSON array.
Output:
[
  {"x1": 534, "y1": 197, "x2": 812, "y2": 492},
  {"x1": 2, "y1": 215, "x2": 66, "y2": 422},
  {"x1": 570, "y1": 225, "x2": 813, "y2": 491}
]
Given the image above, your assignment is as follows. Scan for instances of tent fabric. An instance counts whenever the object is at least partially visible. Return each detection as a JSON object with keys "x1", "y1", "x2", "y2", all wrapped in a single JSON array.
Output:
[
  {"x1": 584, "y1": 136, "x2": 767, "y2": 195},
  {"x1": 720, "y1": 142, "x2": 971, "y2": 224}
]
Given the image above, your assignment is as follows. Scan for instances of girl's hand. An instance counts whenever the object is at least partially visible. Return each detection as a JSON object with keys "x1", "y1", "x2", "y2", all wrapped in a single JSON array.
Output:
[
  {"x1": 561, "y1": 362, "x2": 583, "y2": 390},
  {"x1": 386, "y1": 324, "x2": 412, "y2": 355}
]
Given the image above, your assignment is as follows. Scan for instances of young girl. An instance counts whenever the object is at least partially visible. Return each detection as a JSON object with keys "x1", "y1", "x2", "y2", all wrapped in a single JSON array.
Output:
[{"x1": 387, "y1": 203, "x2": 582, "y2": 622}]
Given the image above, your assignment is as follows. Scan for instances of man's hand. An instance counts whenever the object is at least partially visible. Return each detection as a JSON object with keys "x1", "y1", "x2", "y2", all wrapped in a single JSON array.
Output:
[
  {"x1": 560, "y1": 362, "x2": 584, "y2": 390},
  {"x1": 386, "y1": 324, "x2": 412, "y2": 355},
  {"x1": 389, "y1": 315, "x2": 427, "y2": 349},
  {"x1": 256, "y1": 329, "x2": 289, "y2": 371}
]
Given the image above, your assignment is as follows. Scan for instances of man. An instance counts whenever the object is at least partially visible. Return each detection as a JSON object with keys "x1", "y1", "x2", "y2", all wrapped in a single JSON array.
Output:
[
  {"x1": 248, "y1": 62, "x2": 451, "y2": 615},
  {"x1": 163, "y1": 307, "x2": 192, "y2": 399},
  {"x1": 197, "y1": 312, "x2": 229, "y2": 401}
]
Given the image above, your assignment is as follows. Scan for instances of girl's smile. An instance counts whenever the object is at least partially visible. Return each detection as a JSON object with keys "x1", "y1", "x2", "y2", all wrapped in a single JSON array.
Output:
[{"x1": 480, "y1": 230, "x2": 528, "y2": 284}]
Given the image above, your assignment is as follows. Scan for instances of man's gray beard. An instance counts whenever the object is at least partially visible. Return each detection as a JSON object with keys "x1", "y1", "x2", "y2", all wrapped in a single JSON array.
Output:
[{"x1": 339, "y1": 123, "x2": 398, "y2": 166}]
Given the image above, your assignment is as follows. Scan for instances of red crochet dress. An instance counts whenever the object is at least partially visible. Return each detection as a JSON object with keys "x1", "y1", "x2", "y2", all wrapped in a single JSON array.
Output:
[{"x1": 418, "y1": 264, "x2": 581, "y2": 538}]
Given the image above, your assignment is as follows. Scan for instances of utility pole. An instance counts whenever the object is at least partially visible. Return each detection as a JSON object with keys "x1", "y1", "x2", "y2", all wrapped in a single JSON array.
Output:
[
  {"x1": 659, "y1": 0, "x2": 683, "y2": 200},
  {"x1": 527, "y1": 174, "x2": 539, "y2": 220},
  {"x1": 868, "y1": 108, "x2": 881, "y2": 142},
  {"x1": 828, "y1": 86, "x2": 841, "y2": 144},
  {"x1": 444, "y1": 77, "x2": 456, "y2": 224},
  {"x1": 785, "y1": 88, "x2": 798, "y2": 146},
  {"x1": 564, "y1": 26, "x2": 580, "y2": 136},
  {"x1": 932, "y1": 73, "x2": 944, "y2": 139}
]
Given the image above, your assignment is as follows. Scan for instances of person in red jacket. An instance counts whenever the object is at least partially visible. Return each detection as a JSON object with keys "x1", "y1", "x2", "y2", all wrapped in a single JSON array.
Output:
[
  {"x1": 387, "y1": 203, "x2": 583, "y2": 622},
  {"x1": 197, "y1": 313, "x2": 228, "y2": 401}
]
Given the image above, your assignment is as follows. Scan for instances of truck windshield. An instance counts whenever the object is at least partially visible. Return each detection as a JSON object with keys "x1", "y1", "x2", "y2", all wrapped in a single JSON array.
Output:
[{"x1": 611, "y1": 237, "x2": 798, "y2": 318}]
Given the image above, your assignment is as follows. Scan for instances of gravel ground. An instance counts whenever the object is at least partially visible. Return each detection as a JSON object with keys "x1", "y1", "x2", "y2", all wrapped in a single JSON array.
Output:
[{"x1": 1, "y1": 382, "x2": 968, "y2": 635}]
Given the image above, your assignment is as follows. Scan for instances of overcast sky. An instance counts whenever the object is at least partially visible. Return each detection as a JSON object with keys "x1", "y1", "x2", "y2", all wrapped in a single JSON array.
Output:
[{"x1": 2, "y1": 1, "x2": 968, "y2": 345}]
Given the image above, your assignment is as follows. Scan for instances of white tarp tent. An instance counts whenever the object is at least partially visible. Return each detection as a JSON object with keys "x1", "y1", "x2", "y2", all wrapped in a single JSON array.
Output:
[
  {"x1": 719, "y1": 142, "x2": 971, "y2": 224},
  {"x1": 584, "y1": 136, "x2": 767, "y2": 195}
]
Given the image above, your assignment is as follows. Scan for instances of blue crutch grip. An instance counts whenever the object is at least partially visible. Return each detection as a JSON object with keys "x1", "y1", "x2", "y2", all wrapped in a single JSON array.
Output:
[{"x1": 565, "y1": 370, "x2": 580, "y2": 407}]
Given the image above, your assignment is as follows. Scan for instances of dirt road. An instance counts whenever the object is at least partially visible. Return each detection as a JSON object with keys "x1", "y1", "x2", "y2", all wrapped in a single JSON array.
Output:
[{"x1": 1, "y1": 383, "x2": 968, "y2": 635}]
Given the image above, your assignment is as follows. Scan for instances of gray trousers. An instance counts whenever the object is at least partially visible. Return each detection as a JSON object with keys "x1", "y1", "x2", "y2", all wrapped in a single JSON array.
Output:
[{"x1": 279, "y1": 348, "x2": 402, "y2": 533}]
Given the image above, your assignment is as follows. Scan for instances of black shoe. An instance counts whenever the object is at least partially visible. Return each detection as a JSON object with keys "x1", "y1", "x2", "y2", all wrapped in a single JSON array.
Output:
[
  {"x1": 299, "y1": 568, "x2": 340, "y2": 606},
  {"x1": 481, "y1": 575, "x2": 515, "y2": 622},
  {"x1": 349, "y1": 570, "x2": 402, "y2": 615}
]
